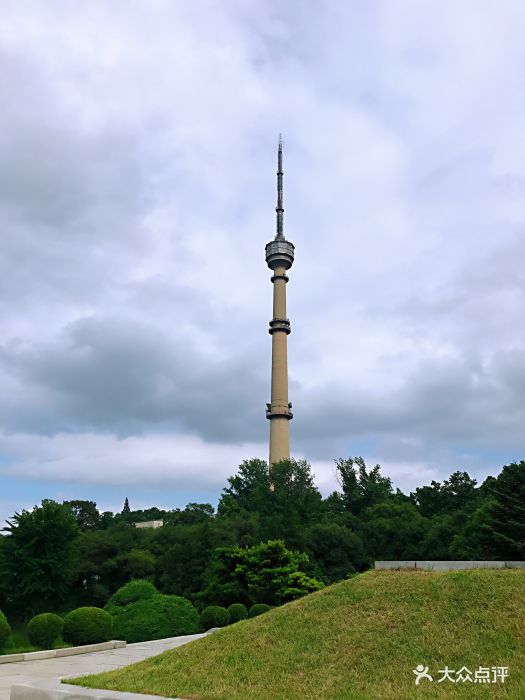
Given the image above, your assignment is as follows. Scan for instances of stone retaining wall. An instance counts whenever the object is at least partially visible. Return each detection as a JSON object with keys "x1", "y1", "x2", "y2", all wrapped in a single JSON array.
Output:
[{"x1": 375, "y1": 560, "x2": 525, "y2": 571}]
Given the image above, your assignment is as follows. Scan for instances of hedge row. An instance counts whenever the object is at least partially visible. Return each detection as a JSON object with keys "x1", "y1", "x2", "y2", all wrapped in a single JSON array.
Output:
[
  {"x1": 1, "y1": 583, "x2": 274, "y2": 654},
  {"x1": 1, "y1": 608, "x2": 111, "y2": 652},
  {"x1": 103, "y1": 580, "x2": 200, "y2": 643},
  {"x1": 199, "y1": 602, "x2": 270, "y2": 629}
]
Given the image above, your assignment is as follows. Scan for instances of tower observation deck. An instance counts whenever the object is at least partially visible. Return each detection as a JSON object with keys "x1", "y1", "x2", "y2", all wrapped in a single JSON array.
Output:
[{"x1": 265, "y1": 137, "x2": 294, "y2": 466}]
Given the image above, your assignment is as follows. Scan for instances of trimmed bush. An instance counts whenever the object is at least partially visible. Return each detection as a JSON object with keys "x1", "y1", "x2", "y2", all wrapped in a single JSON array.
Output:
[
  {"x1": 0, "y1": 610, "x2": 11, "y2": 649},
  {"x1": 105, "y1": 580, "x2": 158, "y2": 613},
  {"x1": 249, "y1": 603, "x2": 271, "y2": 618},
  {"x1": 27, "y1": 613, "x2": 63, "y2": 649},
  {"x1": 200, "y1": 605, "x2": 230, "y2": 629},
  {"x1": 63, "y1": 607, "x2": 113, "y2": 646},
  {"x1": 112, "y1": 595, "x2": 200, "y2": 643},
  {"x1": 227, "y1": 603, "x2": 248, "y2": 623}
]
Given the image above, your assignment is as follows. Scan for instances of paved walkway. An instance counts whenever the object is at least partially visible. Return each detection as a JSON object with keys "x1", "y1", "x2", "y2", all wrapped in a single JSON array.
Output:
[{"x1": 0, "y1": 635, "x2": 205, "y2": 700}]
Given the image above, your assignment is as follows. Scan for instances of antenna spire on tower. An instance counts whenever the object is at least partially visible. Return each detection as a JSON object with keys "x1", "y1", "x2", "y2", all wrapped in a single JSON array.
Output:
[{"x1": 276, "y1": 135, "x2": 284, "y2": 240}]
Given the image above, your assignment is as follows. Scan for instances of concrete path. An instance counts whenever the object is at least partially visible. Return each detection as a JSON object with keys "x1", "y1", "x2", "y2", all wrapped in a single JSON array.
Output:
[{"x1": 0, "y1": 634, "x2": 206, "y2": 700}]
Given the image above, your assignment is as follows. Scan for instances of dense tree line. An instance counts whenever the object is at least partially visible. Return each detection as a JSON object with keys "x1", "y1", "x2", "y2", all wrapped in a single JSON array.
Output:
[{"x1": 0, "y1": 457, "x2": 523, "y2": 619}]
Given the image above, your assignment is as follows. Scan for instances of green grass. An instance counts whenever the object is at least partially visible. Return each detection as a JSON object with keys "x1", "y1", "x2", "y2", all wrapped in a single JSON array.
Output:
[{"x1": 69, "y1": 569, "x2": 525, "y2": 699}]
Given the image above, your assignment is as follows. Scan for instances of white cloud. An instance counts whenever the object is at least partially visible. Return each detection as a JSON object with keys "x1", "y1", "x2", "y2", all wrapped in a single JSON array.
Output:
[
  {"x1": 0, "y1": 431, "x2": 265, "y2": 489},
  {"x1": 0, "y1": 0, "x2": 524, "y2": 504}
]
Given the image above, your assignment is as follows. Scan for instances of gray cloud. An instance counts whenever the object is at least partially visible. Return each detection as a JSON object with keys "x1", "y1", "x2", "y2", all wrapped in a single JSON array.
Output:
[
  {"x1": 0, "y1": 0, "x2": 524, "y2": 506},
  {"x1": 0, "y1": 316, "x2": 267, "y2": 442}
]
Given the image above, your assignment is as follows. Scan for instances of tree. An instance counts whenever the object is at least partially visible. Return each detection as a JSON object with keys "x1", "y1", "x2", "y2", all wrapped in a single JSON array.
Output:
[
  {"x1": 361, "y1": 502, "x2": 429, "y2": 562},
  {"x1": 442, "y1": 471, "x2": 478, "y2": 510},
  {"x1": 305, "y1": 523, "x2": 364, "y2": 582},
  {"x1": 63, "y1": 500, "x2": 100, "y2": 530},
  {"x1": 218, "y1": 458, "x2": 322, "y2": 547},
  {"x1": 164, "y1": 503, "x2": 214, "y2": 527},
  {"x1": 449, "y1": 499, "x2": 494, "y2": 560},
  {"x1": 153, "y1": 521, "x2": 219, "y2": 599},
  {"x1": 0, "y1": 500, "x2": 79, "y2": 616},
  {"x1": 98, "y1": 511, "x2": 115, "y2": 529},
  {"x1": 468, "y1": 462, "x2": 525, "y2": 559},
  {"x1": 218, "y1": 459, "x2": 271, "y2": 517},
  {"x1": 335, "y1": 457, "x2": 393, "y2": 515},
  {"x1": 410, "y1": 480, "x2": 446, "y2": 518},
  {"x1": 125, "y1": 506, "x2": 168, "y2": 525},
  {"x1": 72, "y1": 521, "x2": 152, "y2": 605},
  {"x1": 411, "y1": 471, "x2": 479, "y2": 518},
  {"x1": 126, "y1": 549, "x2": 156, "y2": 580},
  {"x1": 117, "y1": 497, "x2": 133, "y2": 524},
  {"x1": 420, "y1": 511, "x2": 469, "y2": 560},
  {"x1": 200, "y1": 540, "x2": 323, "y2": 607}
]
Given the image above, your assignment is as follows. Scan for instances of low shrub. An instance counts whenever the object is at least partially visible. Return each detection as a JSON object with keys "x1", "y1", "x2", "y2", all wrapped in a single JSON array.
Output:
[
  {"x1": 112, "y1": 595, "x2": 200, "y2": 643},
  {"x1": 227, "y1": 603, "x2": 248, "y2": 623},
  {"x1": 63, "y1": 607, "x2": 113, "y2": 646},
  {"x1": 105, "y1": 580, "x2": 158, "y2": 614},
  {"x1": 0, "y1": 611, "x2": 11, "y2": 649},
  {"x1": 249, "y1": 603, "x2": 271, "y2": 618},
  {"x1": 200, "y1": 605, "x2": 230, "y2": 629},
  {"x1": 27, "y1": 613, "x2": 63, "y2": 649}
]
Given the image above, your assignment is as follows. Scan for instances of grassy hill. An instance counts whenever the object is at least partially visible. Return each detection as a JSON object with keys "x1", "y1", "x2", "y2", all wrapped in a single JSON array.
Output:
[{"x1": 71, "y1": 569, "x2": 525, "y2": 699}]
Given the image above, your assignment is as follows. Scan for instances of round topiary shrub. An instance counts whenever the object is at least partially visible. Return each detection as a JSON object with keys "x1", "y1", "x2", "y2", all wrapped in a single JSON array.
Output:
[
  {"x1": 0, "y1": 611, "x2": 11, "y2": 649},
  {"x1": 200, "y1": 605, "x2": 230, "y2": 630},
  {"x1": 27, "y1": 613, "x2": 63, "y2": 649},
  {"x1": 111, "y1": 595, "x2": 200, "y2": 643},
  {"x1": 249, "y1": 603, "x2": 271, "y2": 618},
  {"x1": 63, "y1": 607, "x2": 113, "y2": 646},
  {"x1": 227, "y1": 603, "x2": 248, "y2": 623},
  {"x1": 105, "y1": 580, "x2": 158, "y2": 614}
]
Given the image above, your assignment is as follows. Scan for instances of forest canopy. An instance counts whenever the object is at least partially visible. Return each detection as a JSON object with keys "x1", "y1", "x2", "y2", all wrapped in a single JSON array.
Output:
[{"x1": 0, "y1": 457, "x2": 523, "y2": 618}]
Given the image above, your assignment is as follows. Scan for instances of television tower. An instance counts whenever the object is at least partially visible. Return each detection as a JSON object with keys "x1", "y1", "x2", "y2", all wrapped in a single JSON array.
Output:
[{"x1": 265, "y1": 137, "x2": 295, "y2": 466}]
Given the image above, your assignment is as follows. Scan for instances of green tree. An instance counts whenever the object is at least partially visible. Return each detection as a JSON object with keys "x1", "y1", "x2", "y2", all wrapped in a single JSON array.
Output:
[
  {"x1": 411, "y1": 471, "x2": 479, "y2": 518},
  {"x1": 305, "y1": 523, "x2": 364, "y2": 581},
  {"x1": 126, "y1": 549, "x2": 156, "y2": 580},
  {"x1": 0, "y1": 500, "x2": 79, "y2": 616},
  {"x1": 218, "y1": 459, "x2": 271, "y2": 516},
  {"x1": 420, "y1": 512, "x2": 469, "y2": 560},
  {"x1": 72, "y1": 522, "x2": 152, "y2": 605},
  {"x1": 268, "y1": 459, "x2": 323, "y2": 541},
  {"x1": 118, "y1": 497, "x2": 133, "y2": 524},
  {"x1": 218, "y1": 458, "x2": 322, "y2": 547},
  {"x1": 455, "y1": 462, "x2": 525, "y2": 559},
  {"x1": 164, "y1": 503, "x2": 214, "y2": 527},
  {"x1": 335, "y1": 457, "x2": 393, "y2": 515},
  {"x1": 63, "y1": 500, "x2": 100, "y2": 530},
  {"x1": 200, "y1": 539, "x2": 323, "y2": 607},
  {"x1": 153, "y1": 520, "x2": 219, "y2": 599},
  {"x1": 361, "y1": 502, "x2": 429, "y2": 562},
  {"x1": 98, "y1": 511, "x2": 115, "y2": 529},
  {"x1": 449, "y1": 499, "x2": 495, "y2": 560}
]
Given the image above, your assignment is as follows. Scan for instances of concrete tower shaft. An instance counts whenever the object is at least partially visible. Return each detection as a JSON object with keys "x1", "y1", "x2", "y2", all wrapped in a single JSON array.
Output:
[{"x1": 265, "y1": 138, "x2": 294, "y2": 466}]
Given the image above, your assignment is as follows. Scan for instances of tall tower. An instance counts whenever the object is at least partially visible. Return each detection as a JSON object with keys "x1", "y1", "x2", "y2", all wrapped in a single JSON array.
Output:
[{"x1": 265, "y1": 137, "x2": 295, "y2": 466}]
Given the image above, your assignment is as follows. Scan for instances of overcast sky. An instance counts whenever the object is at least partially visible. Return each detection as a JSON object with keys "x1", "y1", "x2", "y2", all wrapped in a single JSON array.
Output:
[{"x1": 1, "y1": 0, "x2": 524, "y2": 524}]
